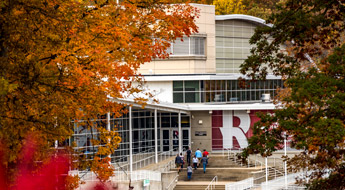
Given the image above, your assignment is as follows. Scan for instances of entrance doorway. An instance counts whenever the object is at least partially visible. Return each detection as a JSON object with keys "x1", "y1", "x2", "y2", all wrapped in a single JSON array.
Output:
[{"x1": 161, "y1": 129, "x2": 190, "y2": 152}]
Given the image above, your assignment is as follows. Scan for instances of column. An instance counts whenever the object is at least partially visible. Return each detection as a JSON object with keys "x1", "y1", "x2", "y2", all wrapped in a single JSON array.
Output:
[
  {"x1": 107, "y1": 112, "x2": 111, "y2": 158},
  {"x1": 178, "y1": 111, "x2": 182, "y2": 153},
  {"x1": 129, "y1": 106, "x2": 133, "y2": 173},
  {"x1": 284, "y1": 133, "x2": 288, "y2": 189},
  {"x1": 154, "y1": 109, "x2": 158, "y2": 163}
]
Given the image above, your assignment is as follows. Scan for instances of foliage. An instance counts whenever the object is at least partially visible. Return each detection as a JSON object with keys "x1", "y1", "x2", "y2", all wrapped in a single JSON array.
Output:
[
  {"x1": 91, "y1": 157, "x2": 114, "y2": 183},
  {"x1": 191, "y1": 0, "x2": 279, "y2": 19},
  {"x1": 190, "y1": 0, "x2": 214, "y2": 4},
  {"x1": 242, "y1": 0, "x2": 280, "y2": 19},
  {"x1": 213, "y1": 0, "x2": 246, "y2": 15},
  {"x1": 211, "y1": 0, "x2": 280, "y2": 19},
  {"x1": 0, "y1": 133, "x2": 80, "y2": 190},
  {"x1": 241, "y1": 0, "x2": 345, "y2": 188},
  {"x1": 0, "y1": 0, "x2": 198, "y2": 186}
]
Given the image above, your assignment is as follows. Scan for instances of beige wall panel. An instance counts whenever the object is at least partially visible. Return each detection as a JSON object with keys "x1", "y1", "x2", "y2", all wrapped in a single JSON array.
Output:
[
  {"x1": 190, "y1": 111, "x2": 212, "y2": 152},
  {"x1": 139, "y1": 4, "x2": 216, "y2": 75}
]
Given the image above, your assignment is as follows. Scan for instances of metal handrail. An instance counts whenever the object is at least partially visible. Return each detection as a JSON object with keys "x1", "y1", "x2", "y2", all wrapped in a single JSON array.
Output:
[
  {"x1": 226, "y1": 149, "x2": 286, "y2": 180},
  {"x1": 225, "y1": 177, "x2": 253, "y2": 190},
  {"x1": 205, "y1": 176, "x2": 218, "y2": 190},
  {"x1": 113, "y1": 149, "x2": 176, "y2": 171}
]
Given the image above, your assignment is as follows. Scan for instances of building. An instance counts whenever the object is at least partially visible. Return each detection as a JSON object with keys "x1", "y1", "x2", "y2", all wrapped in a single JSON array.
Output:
[{"x1": 71, "y1": 4, "x2": 284, "y2": 169}]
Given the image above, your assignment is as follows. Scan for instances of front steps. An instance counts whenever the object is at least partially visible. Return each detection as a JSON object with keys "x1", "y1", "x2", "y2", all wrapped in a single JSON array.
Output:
[
  {"x1": 173, "y1": 181, "x2": 227, "y2": 190},
  {"x1": 172, "y1": 154, "x2": 263, "y2": 190}
]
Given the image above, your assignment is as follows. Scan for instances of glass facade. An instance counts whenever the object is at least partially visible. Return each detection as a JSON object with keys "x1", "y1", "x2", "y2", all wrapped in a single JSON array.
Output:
[
  {"x1": 173, "y1": 79, "x2": 284, "y2": 103},
  {"x1": 71, "y1": 108, "x2": 190, "y2": 163},
  {"x1": 216, "y1": 20, "x2": 256, "y2": 73}
]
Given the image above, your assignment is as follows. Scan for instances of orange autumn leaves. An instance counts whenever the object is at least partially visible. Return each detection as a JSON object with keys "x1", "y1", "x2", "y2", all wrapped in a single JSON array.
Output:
[{"x1": 0, "y1": 0, "x2": 198, "y2": 186}]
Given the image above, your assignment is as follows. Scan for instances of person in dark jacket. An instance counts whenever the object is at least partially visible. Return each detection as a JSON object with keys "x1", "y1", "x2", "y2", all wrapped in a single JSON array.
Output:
[
  {"x1": 175, "y1": 153, "x2": 182, "y2": 173},
  {"x1": 201, "y1": 155, "x2": 208, "y2": 173},
  {"x1": 186, "y1": 147, "x2": 192, "y2": 165}
]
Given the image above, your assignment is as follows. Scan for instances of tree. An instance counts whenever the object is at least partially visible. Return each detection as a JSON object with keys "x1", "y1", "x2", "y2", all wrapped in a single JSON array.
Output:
[
  {"x1": 213, "y1": 0, "x2": 246, "y2": 15},
  {"x1": 242, "y1": 0, "x2": 280, "y2": 20},
  {"x1": 240, "y1": 0, "x2": 345, "y2": 188},
  {"x1": 190, "y1": 0, "x2": 214, "y2": 4},
  {"x1": 0, "y1": 0, "x2": 198, "y2": 186}
]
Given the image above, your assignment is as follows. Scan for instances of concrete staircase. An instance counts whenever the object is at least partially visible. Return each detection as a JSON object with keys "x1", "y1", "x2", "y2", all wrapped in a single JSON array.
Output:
[
  {"x1": 173, "y1": 182, "x2": 226, "y2": 190},
  {"x1": 228, "y1": 154, "x2": 285, "y2": 180},
  {"x1": 172, "y1": 154, "x2": 262, "y2": 190}
]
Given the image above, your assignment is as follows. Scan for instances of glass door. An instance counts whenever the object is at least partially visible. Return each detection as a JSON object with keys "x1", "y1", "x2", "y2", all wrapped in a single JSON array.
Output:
[
  {"x1": 182, "y1": 129, "x2": 190, "y2": 150},
  {"x1": 162, "y1": 130, "x2": 170, "y2": 151},
  {"x1": 172, "y1": 130, "x2": 179, "y2": 151}
]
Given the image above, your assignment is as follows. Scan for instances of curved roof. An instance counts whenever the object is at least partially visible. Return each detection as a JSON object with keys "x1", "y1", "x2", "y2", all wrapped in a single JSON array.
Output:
[{"x1": 215, "y1": 14, "x2": 272, "y2": 27}]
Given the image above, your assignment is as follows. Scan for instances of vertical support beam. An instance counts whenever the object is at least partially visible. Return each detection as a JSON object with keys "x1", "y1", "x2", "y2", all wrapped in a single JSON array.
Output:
[
  {"x1": 188, "y1": 37, "x2": 191, "y2": 55},
  {"x1": 129, "y1": 106, "x2": 133, "y2": 173},
  {"x1": 178, "y1": 111, "x2": 182, "y2": 154},
  {"x1": 107, "y1": 112, "x2": 111, "y2": 159},
  {"x1": 154, "y1": 109, "x2": 158, "y2": 163},
  {"x1": 284, "y1": 134, "x2": 288, "y2": 189},
  {"x1": 265, "y1": 157, "x2": 268, "y2": 187}
]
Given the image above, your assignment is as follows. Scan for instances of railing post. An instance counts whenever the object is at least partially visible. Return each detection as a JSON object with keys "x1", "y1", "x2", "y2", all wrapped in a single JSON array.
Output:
[
  {"x1": 129, "y1": 106, "x2": 133, "y2": 173},
  {"x1": 178, "y1": 112, "x2": 182, "y2": 154},
  {"x1": 265, "y1": 157, "x2": 268, "y2": 186},
  {"x1": 154, "y1": 109, "x2": 158, "y2": 164},
  {"x1": 274, "y1": 157, "x2": 276, "y2": 167}
]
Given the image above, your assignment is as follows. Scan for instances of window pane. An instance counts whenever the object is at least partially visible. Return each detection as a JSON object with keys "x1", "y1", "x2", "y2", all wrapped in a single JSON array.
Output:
[
  {"x1": 214, "y1": 93, "x2": 225, "y2": 102},
  {"x1": 173, "y1": 37, "x2": 189, "y2": 55},
  {"x1": 185, "y1": 92, "x2": 200, "y2": 103},
  {"x1": 183, "y1": 130, "x2": 189, "y2": 139},
  {"x1": 191, "y1": 37, "x2": 205, "y2": 55},
  {"x1": 200, "y1": 80, "x2": 204, "y2": 91},
  {"x1": 205, "y1": 80, "x2": 211, "y2": 91},
  {"x1": 184, "y1": 81, "x2": 199, "y2": 91},
  {"x1": 173, "y1": 81, "x2": 183, "y2": 91},
  {"x1": 173, "y1": 93, "x2": 183, "y2": 103},
  {"x1": 181, "y1": 116, "x2": 190, "y2": 127}
]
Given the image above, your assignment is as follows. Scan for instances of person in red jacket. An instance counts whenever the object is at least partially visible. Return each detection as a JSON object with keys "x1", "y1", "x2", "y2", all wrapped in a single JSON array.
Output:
[{"x1": 202, "y1": 149, "x2": 209, "y2": 158}]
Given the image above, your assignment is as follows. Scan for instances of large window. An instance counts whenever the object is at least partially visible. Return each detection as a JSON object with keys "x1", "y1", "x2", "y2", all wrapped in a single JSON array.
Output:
[
  {"x1": 173, "y1": 80, "x2": 284, "y2": 103},
  {"x1": 72, "y1": 108, "x2": 190, "y2": 164},
  {"x1": 215, "y1": 20, "x2": 257, "y2": 73},
  {"x1": 173, "y1": 81, "x2": 200, "y2": 103},
  {"x1": 168, "y1": 37, "x2": 206, "y2": 56}
]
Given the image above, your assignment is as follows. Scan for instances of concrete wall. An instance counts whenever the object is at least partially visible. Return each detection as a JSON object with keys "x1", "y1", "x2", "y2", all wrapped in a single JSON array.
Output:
[
  {"x1": 115, "y1": 180, "x2": 162, "y2": 190},
  {"x1": 251, "y1": 171, "x2": 265, "y2": 185},
  {"x1": 143, "y1": 81, "x2": 173, "y2": 103},
  {"x1": 196, "y1": 4, "x2": 216, "y2": 74},
  {"x1": 162, "y1": 171, "x2": 179, "y2": 190},
  {"x1": 139, "y1": 4, "x2": 215, "y2": 75},
  {"x1": 190, "y1": 111, "x2": 212, "y2": 152}
]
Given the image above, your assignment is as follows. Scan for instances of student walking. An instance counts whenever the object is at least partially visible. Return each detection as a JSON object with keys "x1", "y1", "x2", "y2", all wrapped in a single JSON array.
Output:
[
  {"x1": 186, "y1": 147, "x2": 192, "y2": 165},
  {"x1": 195, "y1": 148, "x2": 202, "y2": 166},
  {"x1": 192, "y1": 155, "x2": 198, "y2": 170},
  {"x1": 175, "y1": 153, "x2": 182, "y2": 173},
  {"x1": 203, "y1": 149, "x2": 209, "y2": 158},
  {"x1": 187, "y1": 164, "x2": 193, "y2": 180},
  {"x1": 201, "y1": 155, "x2": 208, "y2": 173},
  {"x1": 180, "y1": 152, "x2": 185, "y2": 170}
]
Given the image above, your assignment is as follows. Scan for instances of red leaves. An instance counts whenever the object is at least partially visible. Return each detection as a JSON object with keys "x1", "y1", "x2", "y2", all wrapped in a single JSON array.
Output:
[{"x1": 0, "y1": 134, "x2": 75, "y2": 190}]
